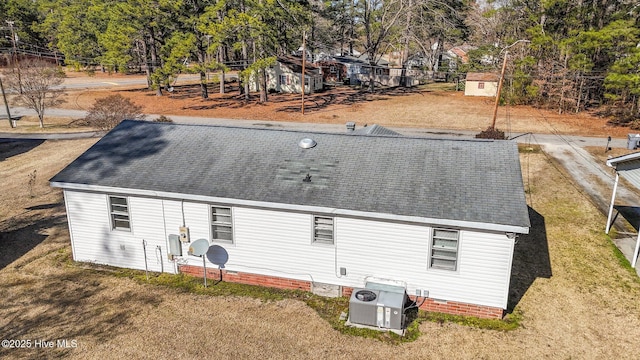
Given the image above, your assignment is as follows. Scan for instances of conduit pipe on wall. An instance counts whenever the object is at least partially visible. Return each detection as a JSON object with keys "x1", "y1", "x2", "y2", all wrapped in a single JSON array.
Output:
[{"x1": 143, "y1": 239, "x2": 149, "y2": 281}]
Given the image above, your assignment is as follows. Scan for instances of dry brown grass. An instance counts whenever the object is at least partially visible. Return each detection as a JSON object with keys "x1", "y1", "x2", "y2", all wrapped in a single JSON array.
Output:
[
  {"x1": 0, "y1": 115, "x2": 94, "y2": 133},
  {"x1": 2, "y1": 139, "x2": 640, "y2": 359}
]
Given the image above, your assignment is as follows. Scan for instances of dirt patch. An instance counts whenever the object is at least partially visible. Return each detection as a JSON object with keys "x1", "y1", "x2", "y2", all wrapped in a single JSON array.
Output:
[{"x1": 54, "y1": 72, "x2": 630, "y2": 138}]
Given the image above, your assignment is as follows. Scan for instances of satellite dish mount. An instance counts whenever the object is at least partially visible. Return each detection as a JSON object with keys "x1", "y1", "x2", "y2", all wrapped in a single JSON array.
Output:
[{"x1": 189, "y1": 239, "x2": 210, "y2": 287}]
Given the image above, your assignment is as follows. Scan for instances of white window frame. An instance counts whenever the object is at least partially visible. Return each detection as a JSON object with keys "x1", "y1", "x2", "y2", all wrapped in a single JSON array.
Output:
[
  {"x1": 108, "y1": 195, "x2": 131, "y2": 231},
  {"x1": 429, "y1": 228, "x2": 459, "y2": 271},
  {"x1": 211, "y1": 206, "x2": 233, "y2": 244},
  {"x1": 313, "y1": 216, "x2": 334, "y2": 245}
]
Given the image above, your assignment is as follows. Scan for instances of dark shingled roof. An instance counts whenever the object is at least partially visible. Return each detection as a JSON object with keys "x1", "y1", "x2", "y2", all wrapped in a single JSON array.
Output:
[{"x1": 51, "y1": 120, "x2": 530, "y2": 231}]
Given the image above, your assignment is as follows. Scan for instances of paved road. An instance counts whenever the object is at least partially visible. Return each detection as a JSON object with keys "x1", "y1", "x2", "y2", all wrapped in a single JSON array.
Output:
[
  {"x1": 59, "y1": 73, "x2": 204, "y2": 90},
  {"x1": 2, "y1": 107, "x2": 639, "y2": 274},
  {"x1": 0, "y1": 105, "x2": 625, "y2": 145}
]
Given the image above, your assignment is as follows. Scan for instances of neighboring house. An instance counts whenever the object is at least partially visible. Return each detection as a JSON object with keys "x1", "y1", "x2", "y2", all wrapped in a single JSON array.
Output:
[
  {"x1": 331, "y1": 55, "x2": 370, "y2": 85},
  {"x1": 327, "y1": 55, "x2": 417, "y2": 87},
  {"x1": 317, "y1": 60, "x2": 347, "y2": 85},
  {"x1": 51, "y1": 120, "x2": 530, "y2": 319},
  {"x1": 445, "y1": 45, "x2": 475, "y2": 71},
  {"x1": 249, "y1": 55, "x2": 323, "y2": 94},
  {"x1": 465, "y1": 72, "x2": 500, "y2": 97}
]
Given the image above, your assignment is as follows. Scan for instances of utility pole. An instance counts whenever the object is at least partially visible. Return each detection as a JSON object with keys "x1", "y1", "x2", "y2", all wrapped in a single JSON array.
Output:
[
  {"x1": 0, "y1": 76, "x2": 14, "y2": 128},
  {"x1": 490, "y1": 39, "x2": 530, "y2": 130},
  {"x1": 6, "y1": 20, "x2": 22, "y2": 94},
  {"x1": 490, "y1": 51, "x2": 508, "y2": 130},
  {"x1": 301, "y1": 31, "x2": 306, "y2": 115}
]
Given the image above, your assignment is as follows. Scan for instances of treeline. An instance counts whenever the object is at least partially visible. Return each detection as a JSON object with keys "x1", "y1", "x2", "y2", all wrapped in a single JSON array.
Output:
[
  {"x1": 0, "y1": 0, "x2": 469, "y2": 101},
  {"x1": 465, "y1": 1, "x2": 640, "y2": 122},
  {"x1": 1, "y1": 0, "x2": 639, "y2": 121}
]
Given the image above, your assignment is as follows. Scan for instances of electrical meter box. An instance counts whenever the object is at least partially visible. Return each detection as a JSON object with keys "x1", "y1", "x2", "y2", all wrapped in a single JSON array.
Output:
[
  {"x1": 168, "y1": 234, "x2": 182, "y2": 260},
  {"x1": 179, "y1": 226, "x2": 190, "y2": 243}
]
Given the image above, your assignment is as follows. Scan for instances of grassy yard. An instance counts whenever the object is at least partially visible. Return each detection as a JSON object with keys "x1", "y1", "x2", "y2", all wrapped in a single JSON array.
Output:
[{"x1": 1, "y1": 139, "x2": 640, "y2": 359}]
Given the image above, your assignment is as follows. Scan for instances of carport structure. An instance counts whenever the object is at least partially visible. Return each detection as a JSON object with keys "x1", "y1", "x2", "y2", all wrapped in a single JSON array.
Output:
[{"x1": 606, "y1": 152, "x2": 640, "y2": 268}]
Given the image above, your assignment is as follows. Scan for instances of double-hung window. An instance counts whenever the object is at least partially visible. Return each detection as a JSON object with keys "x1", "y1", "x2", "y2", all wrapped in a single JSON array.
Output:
[
  {"x1": 429, "y1": 229, "x2": 459, "y2": 271},
  {"x1": 478, "y1": 82, "x2": 485, "y2": 89},
  {"x1": 211, "y1": 206, "x2": 233, "y2": 243},
  {"x1": 109, "y1": 196, "x2": 131, "y2": 231},
  {"x1": 313, "y1": 216, "x2": 334, "y2": 245}
]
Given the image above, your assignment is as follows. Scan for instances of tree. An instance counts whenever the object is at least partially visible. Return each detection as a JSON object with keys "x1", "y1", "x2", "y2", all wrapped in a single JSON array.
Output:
[
  {"x1": 359, "y1": 0, "x2": 405, "y2": 91},
  {"x1": 84, "y1": 94, "x2": 146, "y2": 130},
  {"x1": 2, "y1": 0, "x2": 48, "y2": 48},
  {"x1": 605, "y1": 46, "x2": 640, "y2": 122},
  {"x1": 405, "y1": 0, "x2": 470, "y2": 72},
  {"x1": 2, "y1": 60, "x2": 65, "y2": 128},
  {"x1": 37, "y1": 0, "x2": 105, "y2": 69}
]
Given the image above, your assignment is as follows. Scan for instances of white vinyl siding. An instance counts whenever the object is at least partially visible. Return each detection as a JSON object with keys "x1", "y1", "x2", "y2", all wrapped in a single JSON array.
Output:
[
  {"x1": 62, "y1": 189, "x2": 516, "y2": 309},
  {"x1": 109, "y1": 196, "x2": 131, "y2": 231},
  {"x1": 336, "y1": 218, "x2": 514, "y2": 309},
  {"x1": 231, "y1": 208, "x2": 335, "y2": 283},
  {"x1": 429, "y1": 229, "x2": 459, "y2": 271},
  {"x1": 211, "y1": 206, "x2": 233, "y2": 243},
  {"x1": 64, "y1": 191, "x2": 170, "y2": 273},
  {"x1": 464, "y1": 80, "x2": 498, "y2": 97},
  {"x1": 313, "y1": 216, "x2": 334, "y2": 244}
]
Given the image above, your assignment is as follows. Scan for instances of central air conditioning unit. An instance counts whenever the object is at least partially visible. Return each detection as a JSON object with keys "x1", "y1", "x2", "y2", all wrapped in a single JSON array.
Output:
[{"x1": 348, "y1": 282, "x2": 410, "y2": 332}]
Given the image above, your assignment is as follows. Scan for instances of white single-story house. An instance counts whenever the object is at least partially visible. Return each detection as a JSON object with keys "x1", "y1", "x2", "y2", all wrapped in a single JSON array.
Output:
[
  {"x1": 249, "y1": 55, "x2": 323, "y2": 94},
  {"x1": 50, "y1": 120, "x2": 530, "y2": 319},
  {"x1": 465, "y1": 72, "x2": 499, "y2": 97}
]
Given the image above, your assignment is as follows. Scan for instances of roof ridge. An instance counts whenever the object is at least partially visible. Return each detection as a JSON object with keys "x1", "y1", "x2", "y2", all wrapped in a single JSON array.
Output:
[{"x1": 120, "y1": 120, "x2": 506, "y2": 143}]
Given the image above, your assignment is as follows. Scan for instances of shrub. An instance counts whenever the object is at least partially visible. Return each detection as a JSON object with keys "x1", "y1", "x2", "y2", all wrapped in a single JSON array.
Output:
[
  {"x1": 84, "y1": 94, "x2": 146, "y2": 130},
  {"x1": 154, "y1": 115, "x2": 174, "y2": 123},
  {"x1": 475, "y1": 127, "x2": 507, "y2": 140}
]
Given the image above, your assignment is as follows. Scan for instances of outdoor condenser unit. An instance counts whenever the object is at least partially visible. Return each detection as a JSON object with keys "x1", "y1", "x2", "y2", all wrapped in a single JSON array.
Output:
[{"x1": 348, "y1": 282, "x2": 409, "y2": 331}]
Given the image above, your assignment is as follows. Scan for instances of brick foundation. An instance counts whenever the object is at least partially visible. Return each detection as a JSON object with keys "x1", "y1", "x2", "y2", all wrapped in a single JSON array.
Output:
[
  {"x1": 409, "y1": 295, "x2": 504, "y2": 319},
  {"x1": 180, "y1": 267, "x2": 503, "y2": 319},
  {"x1": 345, "y1": 286, "x2": 502, "y2": 319},
  {"x1": 179, "y1": 265, "x2": 311, "y2": 292}
]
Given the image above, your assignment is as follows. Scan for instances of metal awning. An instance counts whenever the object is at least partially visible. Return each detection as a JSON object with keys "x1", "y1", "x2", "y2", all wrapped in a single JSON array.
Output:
[{"x1": 606, "y1": 152, "x2": 640, "y2": 267}]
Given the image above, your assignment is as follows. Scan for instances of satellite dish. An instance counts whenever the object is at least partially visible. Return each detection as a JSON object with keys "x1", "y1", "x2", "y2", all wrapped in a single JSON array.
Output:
[
  {"x1": 206, "y1": 245, "x2": 229, "y2": 268},
  {"x1": 188, "y1": 238, "x2": 209, "y2": 256}
]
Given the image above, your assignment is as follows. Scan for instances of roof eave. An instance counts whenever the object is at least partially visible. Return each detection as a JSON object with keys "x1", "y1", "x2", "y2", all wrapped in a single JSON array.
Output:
[
  {"x1": 606, "y1": 152, "x2": 640, "y2": 168},
  {"x1": 51, "y1": 182, "x2": 530, "y2": 235}
]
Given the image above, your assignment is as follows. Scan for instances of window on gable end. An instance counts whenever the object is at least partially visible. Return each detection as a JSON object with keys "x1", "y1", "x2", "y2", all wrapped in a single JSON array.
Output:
[
  {"x1": 429, "y1": 228, "x2": 459, "y2": 271},
  {"x1": 109, "y1": 196, "x2": 131, "y2": 231},
  {"x1": 212, "y1": 206, "x2": 233, "y2": 244},
  {"x1": 313, "y1": 216, "x2": 334, "y2": 245}
]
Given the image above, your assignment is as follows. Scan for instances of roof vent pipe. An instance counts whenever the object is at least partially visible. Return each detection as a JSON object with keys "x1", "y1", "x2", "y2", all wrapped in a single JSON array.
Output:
[
  {"x1": 346, "y1": 122, "x2": 356, "y2": 132},
  {"x1": 298, "y1": 138, "x2": 317, "y2": 149}
]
